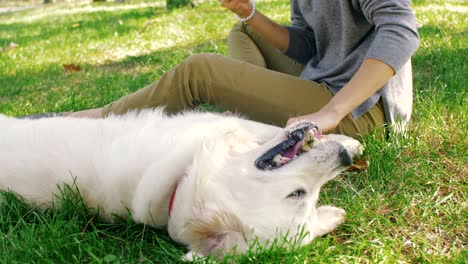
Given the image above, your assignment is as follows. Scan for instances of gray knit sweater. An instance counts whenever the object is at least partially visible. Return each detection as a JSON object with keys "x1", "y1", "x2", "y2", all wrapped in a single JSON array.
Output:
[{"x1": 284, "y1": 0, "x2": 420, "y2": 129}]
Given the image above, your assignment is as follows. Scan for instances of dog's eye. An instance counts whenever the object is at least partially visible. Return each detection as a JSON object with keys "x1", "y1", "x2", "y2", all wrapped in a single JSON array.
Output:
[{"x1": 287, "y1": 189, "x2": 307, "y2": 199}]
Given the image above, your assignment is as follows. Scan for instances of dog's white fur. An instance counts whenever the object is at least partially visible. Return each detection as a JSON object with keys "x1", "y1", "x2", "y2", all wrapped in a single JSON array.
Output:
[{"x1": 0, "y1": 109, "x2": 362, "y2": 260}]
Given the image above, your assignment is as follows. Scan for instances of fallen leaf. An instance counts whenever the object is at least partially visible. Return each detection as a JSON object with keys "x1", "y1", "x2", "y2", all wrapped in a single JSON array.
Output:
[
  {"x1": 63, "y1": 64, "x2": 82, "y2": 75},
  {"x1": 347, "y1": 158, "x2": 369, "y2": 171}
]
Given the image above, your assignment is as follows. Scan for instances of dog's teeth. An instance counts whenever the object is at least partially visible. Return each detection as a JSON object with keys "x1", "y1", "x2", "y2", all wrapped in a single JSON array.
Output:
[
  {"x1": 273, "y1": 154, "x2": 291, "y2": 165},
  {"x1": 300, "y1": 132, "x2": 315, "y2": 152},
  {"x1": 273, "y1": 154, "x2": 282, "y2": 163}
]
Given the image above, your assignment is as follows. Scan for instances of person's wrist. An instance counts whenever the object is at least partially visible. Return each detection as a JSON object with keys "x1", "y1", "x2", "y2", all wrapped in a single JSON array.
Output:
[
  {"x1": 234, "y1": 0, "x2": 256, "y2": 22},
  {"x1": 316, "y1": 111, "x2": 340, "y2": 132},
  {"x1": 322, "y1": 101, "x2": 347, "y2": 118}
]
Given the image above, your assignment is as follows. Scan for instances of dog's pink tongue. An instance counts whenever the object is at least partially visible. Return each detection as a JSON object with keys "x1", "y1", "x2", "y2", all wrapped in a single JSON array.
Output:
[
  {"x1": 282, "y1": 141, "x2": 303, "y2": 159},
  {"x1": 315, "y1": 130, "x2": 322, "y2": 138}
]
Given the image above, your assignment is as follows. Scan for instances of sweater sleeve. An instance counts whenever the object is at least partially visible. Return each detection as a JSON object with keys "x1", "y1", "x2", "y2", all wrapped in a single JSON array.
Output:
[
  {"x1": 358, "y1": 0, "x2": 420, "y2": 72},
  {"x1": 283, "y1": 0, "x2": 316, "y2": 65}
]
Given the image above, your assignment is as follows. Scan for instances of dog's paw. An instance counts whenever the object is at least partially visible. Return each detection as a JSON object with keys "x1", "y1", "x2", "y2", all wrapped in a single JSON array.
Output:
[{"x1": 313, "y1": 206, "x2": 346, "y2": 237}]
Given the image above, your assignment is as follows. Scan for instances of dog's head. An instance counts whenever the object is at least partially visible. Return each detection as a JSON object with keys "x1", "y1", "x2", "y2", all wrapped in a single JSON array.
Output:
[{"x1": 168, "y1": 122, "x2": 362, "y2": 260}]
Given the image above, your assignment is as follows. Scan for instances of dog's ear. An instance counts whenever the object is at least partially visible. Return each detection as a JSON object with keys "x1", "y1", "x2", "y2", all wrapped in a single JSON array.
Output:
[{"x1": 183, "y1": 210, "x2": 249, "y2": 260}]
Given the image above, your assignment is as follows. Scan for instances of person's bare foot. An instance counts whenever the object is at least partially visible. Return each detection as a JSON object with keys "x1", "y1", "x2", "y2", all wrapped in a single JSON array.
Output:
[{"x1": 66, "y1": 107, "x2": 104, "y2": 118}]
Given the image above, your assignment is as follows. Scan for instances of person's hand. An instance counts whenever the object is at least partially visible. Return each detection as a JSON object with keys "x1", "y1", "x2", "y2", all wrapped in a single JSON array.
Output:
[
  {"x1": 220, "y1": 0, "x2": 253, "y2": 17},
  {"x1": 286, "y1": 110, "x2": 341, "y2": 133}
]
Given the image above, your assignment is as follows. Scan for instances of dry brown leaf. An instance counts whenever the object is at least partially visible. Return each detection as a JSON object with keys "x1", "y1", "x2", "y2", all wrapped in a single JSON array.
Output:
[
  {"x1": 63, "y1": 64, "x2": 82, "y2": 75},
  {"x1": 347, "y1": 158, "x2": 369, "y2": 171}
]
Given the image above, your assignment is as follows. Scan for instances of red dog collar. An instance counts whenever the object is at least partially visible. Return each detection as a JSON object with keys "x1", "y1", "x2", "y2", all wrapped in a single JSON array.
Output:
[{"x1": 168, "y1": 184, "x2": 178, "y2": 217}]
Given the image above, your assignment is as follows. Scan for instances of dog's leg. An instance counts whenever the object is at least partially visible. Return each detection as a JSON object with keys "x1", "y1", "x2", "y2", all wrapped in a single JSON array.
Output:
[{"x1": 313, "y1": 205, "x2": 346, "y2": 237}]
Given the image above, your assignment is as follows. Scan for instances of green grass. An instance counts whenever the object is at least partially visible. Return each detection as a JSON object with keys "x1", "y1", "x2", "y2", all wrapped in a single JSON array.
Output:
[{"x1": 0, "y1": 0, "x2": 466, "y2": 263}]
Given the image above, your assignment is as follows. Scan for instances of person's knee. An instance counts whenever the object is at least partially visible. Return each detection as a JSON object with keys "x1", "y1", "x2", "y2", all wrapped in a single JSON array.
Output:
[
  {"x1": 228, "y1": 22, "x2": 246, "y2": 35},
  {"x1": 178, "y1": 53, "x2": 225, "y2": 79},
  {"x1": 227, "y1": 22, "x2": 247, "y2": 43},
  {"x1": 182, "y1": 53, "x2": 216, "y2": 69}
]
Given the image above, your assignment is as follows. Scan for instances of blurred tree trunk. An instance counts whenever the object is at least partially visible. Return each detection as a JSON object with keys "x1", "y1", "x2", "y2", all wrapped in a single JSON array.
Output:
[{"x1": 44, "y1": 0, "x2": 55, "y2": 3}]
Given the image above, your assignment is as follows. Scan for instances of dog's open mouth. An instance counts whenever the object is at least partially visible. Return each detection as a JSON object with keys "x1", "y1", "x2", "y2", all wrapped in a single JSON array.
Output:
[{"x1": 255, "y1": 122, "x2": 321, "y2": 170}]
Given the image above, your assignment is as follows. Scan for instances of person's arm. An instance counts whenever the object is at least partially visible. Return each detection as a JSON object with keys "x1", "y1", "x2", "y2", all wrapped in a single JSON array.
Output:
[
  {"x1": 220, "y1": 0, "x2": 289, "y2": 51},
  {"x1": 288, "y1": 0, "x2": 420, "y2": 132},
  {"x1": 221, "y1": 0, "x2": 315, "y2": 64},
  {"x1": 286, "y1": 58, "x2": 394, "y2": 131}
]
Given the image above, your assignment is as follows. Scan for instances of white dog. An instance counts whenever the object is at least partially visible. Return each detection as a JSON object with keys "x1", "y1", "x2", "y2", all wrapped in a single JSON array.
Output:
[{"x1": 0, "y1": 109, "x2": 362, "y2": 260}]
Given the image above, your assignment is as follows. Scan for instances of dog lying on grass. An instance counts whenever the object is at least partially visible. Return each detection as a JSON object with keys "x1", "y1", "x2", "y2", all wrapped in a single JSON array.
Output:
[{"x1": 0, "y1": 109, "x2": 362, "y2": 260}]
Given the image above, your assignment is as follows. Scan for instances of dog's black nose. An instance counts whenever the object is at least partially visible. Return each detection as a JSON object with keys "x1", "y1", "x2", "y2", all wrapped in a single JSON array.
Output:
[{"x1": 339, "y1": 148, "x2": 352, "y2": 167}]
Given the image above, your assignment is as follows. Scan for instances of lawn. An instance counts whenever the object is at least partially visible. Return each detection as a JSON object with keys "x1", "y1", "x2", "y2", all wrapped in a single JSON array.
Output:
[{"x1": 0, "y1": 0, "x2": 466, "y2": 263}]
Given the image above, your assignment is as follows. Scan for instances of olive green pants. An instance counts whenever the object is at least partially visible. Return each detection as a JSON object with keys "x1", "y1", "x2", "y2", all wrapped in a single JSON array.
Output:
[{"x1": 103, "y1": 23, "x2": 385, "y2": 137}]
